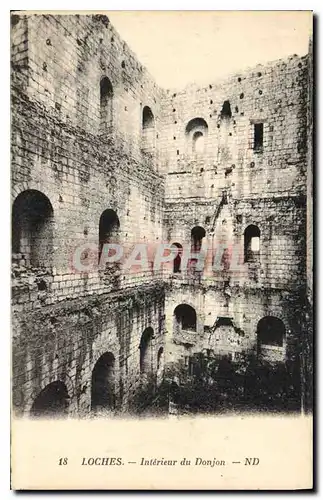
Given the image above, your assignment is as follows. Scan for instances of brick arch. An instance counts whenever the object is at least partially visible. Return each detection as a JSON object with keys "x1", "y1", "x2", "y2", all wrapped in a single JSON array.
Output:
[
  {"x1": 26, "y1": 372, "x2": 74, "y2": 414},
  {"x1": 244, "y1": 224, "x2": 261, "y2": 262},
  {"x1": 257, "y1": 316, "x2": 286, "y2": 345},
  {"x1": 99, "y1": 73, "x2": 116, "y2": 90},
  {"x1": 186, "y1": 223, "x2": 206, "y2": 241},
  {"x1": 174, "y1": 298, "x2": 199, "y2": 313},
  {"x1": 174, "y1": 303, "x2": 197, "y2": 332},
  {"x1": 91, "y1": 346, "x2": 119, "y2": 373},
  {"x1": 90, "y1": 327, "x2": 120, "y2": 371},
  {"x1": 176, "y1": 298, "x2": 205, "y2": 332},
  {"x1": 243, "y1": 222, "x2": 262, "y2": 235},
  {"x1": 253, "y1": 312, "x2": 290, "y2": 344},
  {"x1": 94, "y1": 204, "x2": 120, "y2": 225},
  {"x1": 11, "y1": 182, "x2": 60, "y2": 212},
  {"x1": 142, "y1": 103, "x2": 156, "y2": 119},
  {"x1": 90, "y1": 338, "x2": 120, "y2": 410},
  {"x1": 184, "y1": 116, "x2": 209, "y2": 135}
]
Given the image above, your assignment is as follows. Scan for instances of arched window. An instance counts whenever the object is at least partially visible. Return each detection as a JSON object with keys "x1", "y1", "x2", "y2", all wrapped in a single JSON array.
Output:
[
  {"x1": 220, "y1": 100, "x2": 232, "y2": 119},
  {"x1": 100, "y1": 76, "x2": 113, "y2": 133},
  {"x1": 244, "y1": 225, "x2": 260, "y2": 262},
  {"x1": 193, "y1": 131, "x2": 205, "y2": 153},
  {"x1": 12, "y1": 189, "x2": 54, "y2": 268},
  {"x1": 174, "y1": 304, "x2": 197, "y2": 332},
  {"x1": 142, "y1": 106, "x2": 155, "y2": 153},
  {"x1": 30, "y1": 381, "x2": 69, "y2": 418},
  {"x1": 257, "y1": 316, "x2": 285, "y2": 348},
  {"x1": 91, "y1": 352, "x2": 115, "y2": 411},
  {"x1": 172, "y1": 243, "x2": 182, "y2": 273},
  {"x1": 185, "y1": 117, "x2": 208, "y2": 155},
  {"x1": 140, "y1": 327, "x2": 154, "y2": 374},
  {"x1": 98, "y1": 209, "x2": 120, "y2": 262},
  {"x1": 191, "y1": 226, "x2": 206, "y2": 252}
]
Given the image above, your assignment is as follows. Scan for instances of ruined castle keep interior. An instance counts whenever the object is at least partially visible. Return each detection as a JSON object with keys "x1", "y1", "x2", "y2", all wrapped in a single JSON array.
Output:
[{"x1": 11, "y1": 13, "x2": 313, "y2": 417}]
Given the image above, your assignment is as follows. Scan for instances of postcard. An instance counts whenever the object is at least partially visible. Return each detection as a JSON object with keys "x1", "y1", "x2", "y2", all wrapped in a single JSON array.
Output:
[{"x1": 11, "y1": 10, "x2": 313, "y2": 490}]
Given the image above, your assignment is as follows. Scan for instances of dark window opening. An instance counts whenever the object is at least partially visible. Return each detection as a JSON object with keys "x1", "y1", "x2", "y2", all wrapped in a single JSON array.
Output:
[
  {"x1": 172, "y1": 243, "x2": 182, "y2": 273},
  {"x1": 140, "y1": 327, "x2": 154, "y2": 374},
  {"x1": 174, "y1": 304, "x2": 197, "y2": 332},
  {"x1": 99, "y1": 209, "x2": 120, "y2": 263},
  {"x1": 254, "y1": 122, "x2": 264, "y2": 151},
  {"x1": 191, "y1": 226, "x2": 206, "y2": 252},
  {"x1": 30, "y1": 381, "x2": 69, "y2": 418},
  {"x1": 12, "y1": 189, "x2": 54, "y2": 268},
  {"x1": 100, "y1": 76, "x2": 113, "y2": 133},
  {"x1": 221, "y1": 100, "x2": 232, "y2": 119},
  {"x1": 215, "y1": 317, "x2": 234, "y2": 328},
  {"x1": 257, "y1": 316, "x2": 285, "y2": 348},
  {"x1": 91, "y1": 352, "x2": 115, "y2": 411},
  {"x1": 244, "y1": 225, "x2": 260, "y2": 263},
  {"x1": 142, "y1": 106, "x2": 155, "y2": 152},
  {"x1": 37, "y1": 279, "x2": 47, "y2": 291},
  {"x1": 185, "y1": 118, "x2": 208, "y2": 134},
  {"x1": 142, "y1": 106, "x2": 154, "y2": 129}
]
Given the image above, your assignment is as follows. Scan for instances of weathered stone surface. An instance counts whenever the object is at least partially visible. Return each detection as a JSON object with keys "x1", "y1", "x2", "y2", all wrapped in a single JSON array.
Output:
[{"x1": 11, "y1": 13, "x2": 312, "y2": 416}]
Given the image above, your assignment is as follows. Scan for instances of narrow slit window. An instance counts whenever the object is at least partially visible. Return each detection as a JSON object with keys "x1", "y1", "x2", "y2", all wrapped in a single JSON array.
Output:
[{"x1": 254, "y1": 123, "x2": 263, "y2": 151}]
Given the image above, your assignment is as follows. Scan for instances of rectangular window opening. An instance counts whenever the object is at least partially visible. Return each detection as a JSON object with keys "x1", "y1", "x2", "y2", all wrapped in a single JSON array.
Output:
[{"x1": 254, "y1": 123, "x2": 263, "y2": 151}]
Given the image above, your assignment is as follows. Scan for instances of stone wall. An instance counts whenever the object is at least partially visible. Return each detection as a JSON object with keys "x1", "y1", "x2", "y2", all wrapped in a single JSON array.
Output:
[
  {"x1": 12, "y1": 283, "x2": 165, "y2": 416},
  {"x1": 11, "y1": 13, "x2": 166, "y2": 416},
  {"x1": 161, "y1": 55, "x2": 310, "y2": 384},
  {"x1": 160, "y1": 55, "x2": 308, "y2": 201}
]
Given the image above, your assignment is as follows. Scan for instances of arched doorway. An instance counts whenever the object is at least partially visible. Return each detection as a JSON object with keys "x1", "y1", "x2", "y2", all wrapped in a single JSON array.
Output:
[
  {"x1": 139, "y1": 327, "x2": 154, "y2": 375},
  {"x1": 91, "y1": 352, "x2": 115, "y2": 411},
  {"x1": 30, "y1": 381, "x2": 69, "y2": 418}
]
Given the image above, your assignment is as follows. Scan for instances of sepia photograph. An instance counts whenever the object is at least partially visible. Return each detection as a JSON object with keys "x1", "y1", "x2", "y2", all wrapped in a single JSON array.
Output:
[{"x1": 10, "y1": 9, "x2": 314, "y2": 490}]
